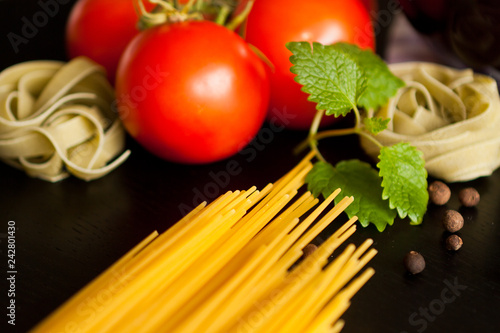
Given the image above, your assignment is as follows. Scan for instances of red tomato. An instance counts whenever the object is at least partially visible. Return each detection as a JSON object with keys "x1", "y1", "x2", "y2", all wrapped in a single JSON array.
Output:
[
  {"x1": 65, "y1": 0, "x2": 154, "y2": 83},
  {"x1": 115, "y1": 20, "x2": 270, "y2": 164},
  {"x1": 238, "y1": 0, "x2": 375, "y2": 130}
]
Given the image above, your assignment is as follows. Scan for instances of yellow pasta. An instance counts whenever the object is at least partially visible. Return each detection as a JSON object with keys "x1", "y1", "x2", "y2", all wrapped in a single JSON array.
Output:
[{"x1": 31, "y1": 151, "x2": 376, "y2": 333}]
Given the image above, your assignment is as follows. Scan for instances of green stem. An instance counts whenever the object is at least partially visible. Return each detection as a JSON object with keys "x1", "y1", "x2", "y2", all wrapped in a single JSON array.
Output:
[
  {"x1": 226, "y1": 0, "x2": 254, "y2": 31},
  {"x1": 294, "y1": 109, "x2": 326, "y2": 162},
  {"x1": 181, "y1": 0, "x2": 197, "y2": 14},
  {"x1": 137, "y1": 0, "x2": 206, "y2": 29},
  {"x1": 149, "y1": 0, "x2": 175, "y2": 11},
  {"x1": 357, "y1": 130, "x2": 384, "y2": 149},
  {"x1": 294, "y1": 126, "x2": 355, "y2": 156},
  {"x1": 195, "y1": 0, "x2": 204, "y2": 11},
  {"x1": 313, "y1": 127, "x2": 358, "y2": 141},
  {"x1": 352, "y1": 104, "x2": 362, "y2": 128},
  {"x1": 294, "y1": 125, "x2": 385, "y2": 156},
  {"x1": 313, "y1": 127, "x2": 384, "y2": 149},
  {"x1": 136, "y1": 0, "x2": 169, "y2": 30},
  {"x1": 309, "y1": 108, "x2": 324, "y2": 140},
  {"x1": 215, "y1": 4, "x2": 231, "y2": 25}
]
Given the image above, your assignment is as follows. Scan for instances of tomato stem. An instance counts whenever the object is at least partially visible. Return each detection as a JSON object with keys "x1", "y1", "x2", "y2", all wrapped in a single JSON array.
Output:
[
  {"x1": 135, "y1": 0, "x2": 205, "y2": 30},
  {"x1": 135, "y1": 0, "x2": 168, "y2": 30},
  {"x1": 215, "y1": 4, "x2": 231, "y2": 25},
  {"x1": 247, "y1": 44, "x2": 275, "y2": 71},
  {"x1": 194, "y1": 0, "x2": 204, "y2": 11},
  {"x1": 226, "y1": 0, "x2": 254, "y2": 31},
  {"x1": 181, "y1": 0, "x2": 197, "y2": 14}
]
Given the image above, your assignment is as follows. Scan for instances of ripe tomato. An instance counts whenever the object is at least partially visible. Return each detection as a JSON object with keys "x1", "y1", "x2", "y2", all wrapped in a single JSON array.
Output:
[
  {"x1": 65, "y1": 0, "x2": 154, "y2": 83},
  {"x1": 115, "y1": 20, "x2": 270, "y2": 164},
  {"x1": 238, "y1": 0, "x2": 375, "y2": 130}
]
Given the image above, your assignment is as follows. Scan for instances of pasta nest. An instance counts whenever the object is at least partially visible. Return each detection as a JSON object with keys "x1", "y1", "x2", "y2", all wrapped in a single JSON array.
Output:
[
  {"x1": 0, "y1": 57, "x2": 130, "y2": 182},
  {"x1": 361, "y1": 62, "x2": 500, "y2": 182}
]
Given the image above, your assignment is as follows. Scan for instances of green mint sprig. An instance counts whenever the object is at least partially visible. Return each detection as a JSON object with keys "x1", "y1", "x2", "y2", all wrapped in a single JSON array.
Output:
[
  {"x1": 288, "y1": 42, "x2": 366, "y2": 117},
  {"x1": 287, "y1": 41, "x2": 427, "y2": 231}
]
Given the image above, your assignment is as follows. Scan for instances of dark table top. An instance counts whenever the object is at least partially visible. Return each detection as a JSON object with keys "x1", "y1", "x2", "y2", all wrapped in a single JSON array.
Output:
[{"x1": 1, "y1": 1, "x2": 499, "y2": 333}]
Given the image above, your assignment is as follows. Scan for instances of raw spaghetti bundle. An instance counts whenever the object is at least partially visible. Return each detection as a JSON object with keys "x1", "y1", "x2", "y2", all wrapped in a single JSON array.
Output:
[{"x1": 32, "y1": 152, "x2": 376, "y2": 333}]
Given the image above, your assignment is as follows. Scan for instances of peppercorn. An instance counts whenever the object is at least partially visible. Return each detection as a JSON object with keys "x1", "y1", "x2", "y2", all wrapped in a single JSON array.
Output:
[
  {"x1": 303, "y1": 244, "x2": 318, "y2": 257},
  {"x1": 442, "y1": 209, "x2": 464, "y2": 232},
  {"x1": 445, "y1": 234, "x2": 463, "y2": 251},
  {"x1": 459, "y1": 187, "x2": 480, "y2": 207},
  {"x1": 428, "y1": 180, "x2": 451, "y2": 205},
  {"x1": 403, "y1": 251, "x2": 425, "y2": 275}
]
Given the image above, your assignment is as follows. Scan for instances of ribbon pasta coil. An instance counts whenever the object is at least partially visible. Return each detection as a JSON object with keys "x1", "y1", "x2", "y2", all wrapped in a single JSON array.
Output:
[
  {"x1": 0, "y1": 57, "x2": 130, "y2": 182},
  {"x1": 361, "y1": 62, "x2": 500, "y2": 182}
]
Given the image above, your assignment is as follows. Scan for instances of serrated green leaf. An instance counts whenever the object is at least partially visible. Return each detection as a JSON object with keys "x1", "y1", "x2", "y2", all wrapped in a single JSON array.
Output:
[
  {"x1": 377, "y1": 143, "x2": 428, "y2": 224},
  {"x1": 305, "y1": 161, "x2": 337, "y2": 198},
  {"x1": 332, "y1": 160, "x2": 396, "y2": 232},
  {"x1": 286, "y1": 41, "x2": 367, "y2": 117},
  {"x1": 363, "y1": 117, "x2": 390, "y2": 134},
  {"x1": 306, "y1": 160, "x2": 397, "y2": 232},
  {"x1": 333, "y1": 42, "x2": 405, "y2": 110}
]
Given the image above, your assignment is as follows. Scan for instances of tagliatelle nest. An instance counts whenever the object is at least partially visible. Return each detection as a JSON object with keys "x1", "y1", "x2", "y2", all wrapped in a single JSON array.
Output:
[
  {"x1": 361, "y1": 62, "x2": 500, "y2": 182},
  {"x1": 0, "y1": 57, "x2": 130, "y2": 182}
]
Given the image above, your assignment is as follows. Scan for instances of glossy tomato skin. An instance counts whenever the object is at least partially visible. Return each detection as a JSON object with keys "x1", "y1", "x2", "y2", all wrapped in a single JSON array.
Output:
[
  {"x1": 66, "y1": 0, "x2": 154, "y2": 83},
  {"x1": 115, "y1": 20, "x2": 270, "y2": 164},
  {"x1": 240, "y1": 0, "x2": 375, "y2": 130}
]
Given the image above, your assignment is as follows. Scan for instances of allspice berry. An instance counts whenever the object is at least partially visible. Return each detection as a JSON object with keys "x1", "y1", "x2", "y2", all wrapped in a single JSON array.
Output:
[
  {"x1": 442, "y1": 209, "x2": 464, "y2": 232},
  {"x1": 459, "y1": 187, "x2": 480, "y2": 207},
  {"x1": 446, "y1": 234, "x2": 463, "y2": 251},
  {"x1": 428, "y1": 180, "x2": 451, "y2": 205},
  {"x1": 403, "y1": 251, "x2": 425, "y2": 275}
]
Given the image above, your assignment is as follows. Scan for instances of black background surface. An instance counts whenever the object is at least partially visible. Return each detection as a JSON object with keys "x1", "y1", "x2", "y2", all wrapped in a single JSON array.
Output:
[{"x1": 0, "y1": 1, "x2": 499, "y2": 332}]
